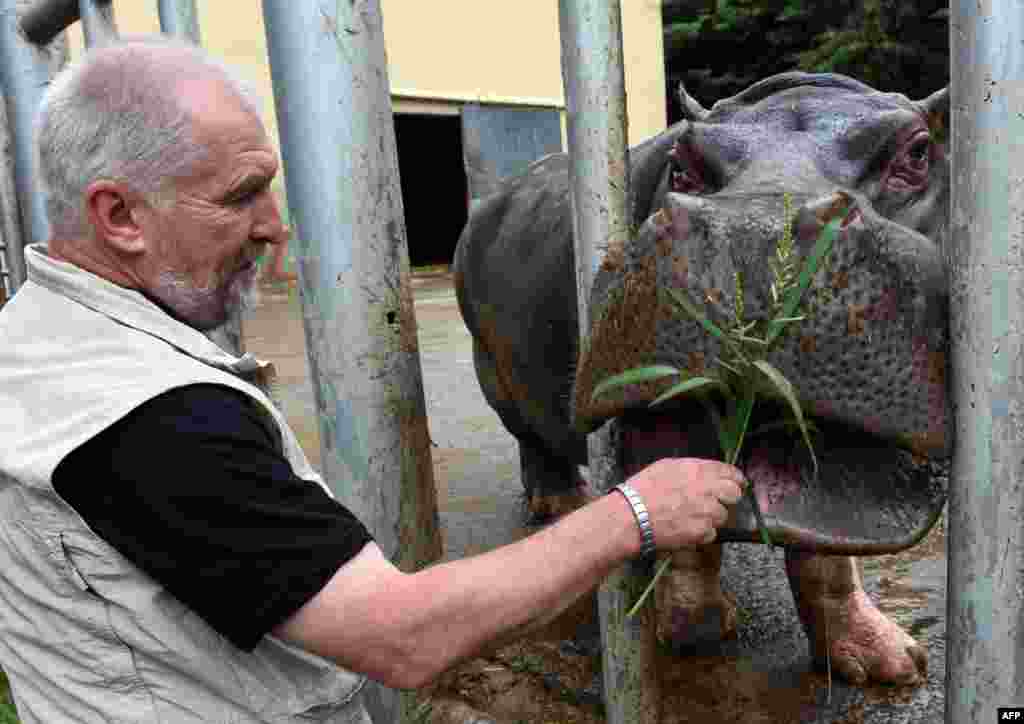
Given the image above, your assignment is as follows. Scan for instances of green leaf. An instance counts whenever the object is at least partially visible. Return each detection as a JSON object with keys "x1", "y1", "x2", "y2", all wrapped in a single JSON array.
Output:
[
  {"x1": 627, "y1": 555, "x2": 673, "y2": 618},
  {"x1": 667, "y1": 288, "x2": 727, "y2": 341},
  {"x1": 591, "y1": 365, "x2": 682, "y2": 403},
  {"x1": 745, "y1": 483, "x2": 774, "y2": 547},
  {"x1": 727, "y1": 385, "x2": 757, "y2": 466},
  {"x1": 701, "y1": 396, "x2": 734, "y2": 457},
  {"x1": 649, "y1": 376, "x2": 723, "y2": 407},
  {"x1": 765, "y1": 215, "x2": 843, "y2": 345},
  {"x1": 717, "y1": 358, "x2": 746, "y2": 377},
  {"x1": 752, "y1": 360, "x2": 819, "y2": 477},
  {"x1": 729, "y1": 385, "x2": 774, "y2": 546}
]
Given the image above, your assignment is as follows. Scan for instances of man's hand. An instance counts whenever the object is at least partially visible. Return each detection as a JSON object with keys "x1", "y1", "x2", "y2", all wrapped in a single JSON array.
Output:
[
  {"x1": 274, "y1": 456, "x2": 745, "y2": 689},
  {"x1": 620, "y1": 458, "x2": 746, "y2": 551}
]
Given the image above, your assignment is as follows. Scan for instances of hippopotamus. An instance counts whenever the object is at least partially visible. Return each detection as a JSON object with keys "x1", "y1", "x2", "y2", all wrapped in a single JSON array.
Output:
[{"x1": 453, "y1": 72, "x2": 949, "y2": 686}]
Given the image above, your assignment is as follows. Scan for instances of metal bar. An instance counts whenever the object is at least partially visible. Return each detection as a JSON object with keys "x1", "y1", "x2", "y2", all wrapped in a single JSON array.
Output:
[
  {"x1": 946, "y1": 1, "x2": 1024, "y2": 720},
  {"x1": 157, "y1": 0, "x2": 200, "y2": 45},
  {"x1": 0, "y1": 0, "x2": 67, "y2": 284},
  {"x1": 557, "y1": 2, "x2": 660, "y2": 724},
  {"x1": 77, "y1": 0, "x2": 115, "y2": 47},
  {"x1": 261, "y1": 2, "x2": 442, "y2": 722},
  {"x1": 0, "y1": 58, "x2": 25, "y2": 295}
]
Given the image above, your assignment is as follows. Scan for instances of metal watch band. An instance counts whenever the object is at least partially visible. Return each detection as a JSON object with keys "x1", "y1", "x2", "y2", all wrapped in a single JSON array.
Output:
[{"x1": 611, "y1": 482, "x2": 656, "y2": 559}]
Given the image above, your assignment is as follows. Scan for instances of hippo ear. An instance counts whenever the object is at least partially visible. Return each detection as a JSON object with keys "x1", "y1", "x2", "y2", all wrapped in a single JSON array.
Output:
[
  {"x1": 919, "y1": 86, "x2": 949, "y2": 144},
  {"x1": 677, "y1": 82, "x2": 709, "y2": 122}
]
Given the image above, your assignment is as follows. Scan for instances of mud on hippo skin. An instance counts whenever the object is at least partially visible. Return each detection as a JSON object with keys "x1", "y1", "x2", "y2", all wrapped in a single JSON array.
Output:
[{"x1": 453, "y1": 72, "x2": 950, "y2": 686}]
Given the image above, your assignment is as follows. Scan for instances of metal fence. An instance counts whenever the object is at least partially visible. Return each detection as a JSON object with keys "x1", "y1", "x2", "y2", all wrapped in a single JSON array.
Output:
[
  {"x1": 0, "y1": 3, "x2": 441, "y2": 723},
  {"x1": 0, "y1": 0, "x2": 1020, "y2": 722}
]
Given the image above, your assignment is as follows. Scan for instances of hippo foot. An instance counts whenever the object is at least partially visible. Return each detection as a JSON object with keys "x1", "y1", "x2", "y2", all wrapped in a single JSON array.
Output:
[
  {"x1": 656, "y1": 546, "x2": 738, "y2": 649},
  {"x1": 786, "y1": 552, "x2": 926, "y2": 686},
  {"x1": 802, "y1": 587, "x2": 927, "y2": 686}
]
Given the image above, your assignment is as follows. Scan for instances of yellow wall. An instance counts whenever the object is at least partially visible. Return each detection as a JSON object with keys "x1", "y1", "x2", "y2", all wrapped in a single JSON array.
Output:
[{"x1": 70, "y1": 1, "x2": 666, "y2": 154}]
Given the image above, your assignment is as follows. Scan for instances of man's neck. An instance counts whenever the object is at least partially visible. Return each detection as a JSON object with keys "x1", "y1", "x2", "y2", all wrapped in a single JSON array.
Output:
[{"x1": 48, "y1": 237, "x2": 142, "y2": 290}]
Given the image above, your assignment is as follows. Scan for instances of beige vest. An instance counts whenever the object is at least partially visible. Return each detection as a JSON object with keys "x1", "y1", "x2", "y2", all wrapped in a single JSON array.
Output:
[{"x1": 0, "y1": 244, "x2": 370, "y2": 723}]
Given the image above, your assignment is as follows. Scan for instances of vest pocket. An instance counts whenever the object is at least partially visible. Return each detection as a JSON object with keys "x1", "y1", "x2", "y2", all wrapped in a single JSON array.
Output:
[
  {"x1": 57, "y1": 533, "x2": 151, "y2": 696},
  {"x1": 228, "y1": 635, "x2": 368, "y2": 722}
]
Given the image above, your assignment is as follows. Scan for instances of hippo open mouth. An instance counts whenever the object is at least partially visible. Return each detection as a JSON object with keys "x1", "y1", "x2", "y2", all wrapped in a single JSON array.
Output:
[
  {"x1": 618, "y1": 401, "x2": 947, "y2": 554},
  {"x1": 574, "y1": 188, "x2": 951, "y2": 554}
]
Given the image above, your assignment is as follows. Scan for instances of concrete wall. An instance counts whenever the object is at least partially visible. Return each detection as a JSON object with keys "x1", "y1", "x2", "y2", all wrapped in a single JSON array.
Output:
[{"x1": 70, "y1": 1, "x2": 667, "y2": 148}]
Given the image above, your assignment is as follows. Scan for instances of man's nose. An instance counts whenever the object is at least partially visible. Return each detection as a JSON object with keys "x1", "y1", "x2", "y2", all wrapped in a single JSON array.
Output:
[{"x1": 252, "y1": 191, "x2": 290, "y2": 247}]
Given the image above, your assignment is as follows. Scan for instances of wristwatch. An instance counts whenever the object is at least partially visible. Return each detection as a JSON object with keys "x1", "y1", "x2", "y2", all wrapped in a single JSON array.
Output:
[{"x1": 611, "y1": 482, "x2": 656, "y2": 560}]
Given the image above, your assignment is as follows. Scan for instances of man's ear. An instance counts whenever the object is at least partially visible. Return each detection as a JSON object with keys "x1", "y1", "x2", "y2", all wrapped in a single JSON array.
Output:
[{"x1": 84, "y1": 180, "x2": 146, "y2": 255}]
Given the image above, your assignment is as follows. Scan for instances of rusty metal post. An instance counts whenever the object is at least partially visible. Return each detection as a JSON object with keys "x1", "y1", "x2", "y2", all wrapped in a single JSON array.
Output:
[
  {"x1": 76, "y1": 0, "x2": 114, "y2": 47},
  {"x1": 0, "y1": 70, "x2": 24, "y2": 302},
  {"x1": 262, "y1": 2, "x2": 442, "y2": 722},
  {"x1": 558, "y1": 2, "x2": 660, "y2": 723},
  {"x1": 946, "y1": 1, "x2": 1024, "y2": 720},
  {"x1": 0, "y1": 0, "x2": 67, "y2": 291},
  {"x1": 157, "y1": 0, "x2": 200, "y2": 45}
]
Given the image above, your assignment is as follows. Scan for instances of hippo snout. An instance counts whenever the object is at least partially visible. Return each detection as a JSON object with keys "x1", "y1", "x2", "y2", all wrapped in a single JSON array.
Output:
[
  {"x1": 455, "y1": 71, "x2": 951, "y2": 551},
  {"x1": 575, "y1": 188, "x2": 951, "y2": 460}
]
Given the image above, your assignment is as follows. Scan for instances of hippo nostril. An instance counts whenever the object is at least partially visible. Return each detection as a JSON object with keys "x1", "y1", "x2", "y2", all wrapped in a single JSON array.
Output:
[{"x1": 841, "y1": 208, "x2": 863, "y2": 228}]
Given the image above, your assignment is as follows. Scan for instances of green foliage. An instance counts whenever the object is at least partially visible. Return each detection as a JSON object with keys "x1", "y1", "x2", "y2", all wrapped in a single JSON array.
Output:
[
  {"x1": 593, "y1": 194, "x2": 848, "y2": 618},
  {"x1": 794, "y1": 0, "x2": 914, "y2": 89},
  {"x1": 0, "y1": 670, "x2": 19, "y2": 724},
  {"x1": 662, "y1": 0, "x2": 775, "y2": 55}
]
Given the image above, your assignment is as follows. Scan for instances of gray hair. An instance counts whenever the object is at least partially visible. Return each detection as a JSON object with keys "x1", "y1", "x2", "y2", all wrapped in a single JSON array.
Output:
[{"x1": 35, "y1": 36, "x2": 262, "y2": 237}]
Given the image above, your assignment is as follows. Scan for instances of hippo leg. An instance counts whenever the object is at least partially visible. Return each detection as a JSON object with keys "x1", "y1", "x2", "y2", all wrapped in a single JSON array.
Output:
[
  {"x1": 785, "y1": 551, "x2": 926, "y2": 685},
  {"x1": 656, "y1": 544, "x2": 738, "y2": 648},
  {"x1": 520, "y1": 440, "x2": 588, "y2": 522},
  {"x1": 471, "y1": 339, "x2": 587, "y2": 521}
]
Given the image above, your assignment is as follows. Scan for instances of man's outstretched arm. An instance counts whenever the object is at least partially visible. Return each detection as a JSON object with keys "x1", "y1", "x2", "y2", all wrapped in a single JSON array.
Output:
[{"x1": 273, "y1": 457, "x2": 744, "y2": 689}]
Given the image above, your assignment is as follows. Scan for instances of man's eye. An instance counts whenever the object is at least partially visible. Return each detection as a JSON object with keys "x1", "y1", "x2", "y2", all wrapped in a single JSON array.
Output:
[{"x1": 228, "y1": 190, "x2": 258, "y2": 206}]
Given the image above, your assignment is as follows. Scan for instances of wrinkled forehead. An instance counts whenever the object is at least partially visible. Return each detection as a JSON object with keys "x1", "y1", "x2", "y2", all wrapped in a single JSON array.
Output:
[
  {"x1": 695, "y1": 86, "x2": 928, "y2": 184},
  {"x1": 708, "y1": 84, "x2": 920, "y2": 126}
]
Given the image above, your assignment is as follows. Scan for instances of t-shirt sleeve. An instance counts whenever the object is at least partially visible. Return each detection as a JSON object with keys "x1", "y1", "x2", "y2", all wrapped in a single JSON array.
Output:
[{"x1": 52, "y1": 383, "x2": 374, "y2": 651}]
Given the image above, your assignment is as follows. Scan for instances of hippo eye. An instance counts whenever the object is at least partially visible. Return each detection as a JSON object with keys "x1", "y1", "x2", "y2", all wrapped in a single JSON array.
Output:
[
  {"x1": 672, "y1": 167, "x2": 706, "y2": 194},
  {"x1": 907, "y1": 137, "x2": 931, "y2": 164},
  {"x1": 886, "y1": 130, "x2": 931, "y2": 192},
  {"x1": 668, "y1": 137, "x2": 714, "y2": 195}
]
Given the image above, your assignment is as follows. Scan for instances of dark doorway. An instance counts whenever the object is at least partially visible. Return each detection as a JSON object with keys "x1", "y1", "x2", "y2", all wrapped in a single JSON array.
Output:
[{"x1": 393, "y1": 113, "x2": 468, "y2": 268}]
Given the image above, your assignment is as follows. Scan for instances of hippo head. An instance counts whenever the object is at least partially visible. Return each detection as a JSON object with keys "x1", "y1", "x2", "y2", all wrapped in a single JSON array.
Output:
[{"x1": 573, "y1": 73, "x2": 950, "y2": 554}]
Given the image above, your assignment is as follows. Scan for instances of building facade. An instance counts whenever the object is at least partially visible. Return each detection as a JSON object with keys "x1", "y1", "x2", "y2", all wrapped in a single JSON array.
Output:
[{"x1": 71, "y1": 1, "x2": 667, "y2": 266}]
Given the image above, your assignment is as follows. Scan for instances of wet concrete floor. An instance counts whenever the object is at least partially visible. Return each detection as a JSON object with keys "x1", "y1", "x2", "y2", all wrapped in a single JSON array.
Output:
[{"x1": 243, "y1": 271, "x2": 951, "y2": 724}]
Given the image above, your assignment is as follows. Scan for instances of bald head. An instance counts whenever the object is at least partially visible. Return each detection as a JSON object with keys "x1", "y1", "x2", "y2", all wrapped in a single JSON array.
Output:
[{"x1": 35, "y1": 36, "x2": 261, "y2": 239}]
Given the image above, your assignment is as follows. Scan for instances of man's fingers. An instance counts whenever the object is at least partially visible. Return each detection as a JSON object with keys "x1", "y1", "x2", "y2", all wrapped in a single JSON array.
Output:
[
  {"x1": 716, "y1": 480, "x2": 744, "y2": 506},
  {"x1": 711, "y1": 502, "x2": 730, "y2": 527}
]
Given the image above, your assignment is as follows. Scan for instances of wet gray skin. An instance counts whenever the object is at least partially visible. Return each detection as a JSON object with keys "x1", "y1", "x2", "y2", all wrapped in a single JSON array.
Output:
[{"x1": 454, "y1": 72, "x2": 950, "y2": 554}]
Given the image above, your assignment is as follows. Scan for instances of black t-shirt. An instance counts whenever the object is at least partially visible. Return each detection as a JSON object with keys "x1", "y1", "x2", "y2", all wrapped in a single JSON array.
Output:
[{"x1": 52, "y1": 383, "x2": 373, "y2": 652}]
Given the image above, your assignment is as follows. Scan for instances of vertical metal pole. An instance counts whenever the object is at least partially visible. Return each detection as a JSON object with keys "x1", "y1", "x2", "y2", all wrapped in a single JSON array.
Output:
[
  {"x1": 76, "y1": 0, "x2": 114, "y2": 47},
  {"x1": 0, "y1": 83, "x2": 24, "y2": 302},
  {"x1": 558, "y1": 2, "x2": 660, "y2": 724},
  {"x1": 0, "y1": 0, "x2": 66, "y2": 287},
  {"x1": 157, "y1": 0, "x2": 200, "y2": 44},
  {"x1": 262, "y1": 2, "x2": 442, "y2": 722},
  {"x1": 947, "y1": 2, "x2": 1024, "y2": 720}
]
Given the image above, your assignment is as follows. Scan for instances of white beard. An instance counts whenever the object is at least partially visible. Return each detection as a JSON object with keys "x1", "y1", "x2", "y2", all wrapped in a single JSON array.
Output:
[{"x1": 153, "y1": 264, "x2": 260, "y2": 330}]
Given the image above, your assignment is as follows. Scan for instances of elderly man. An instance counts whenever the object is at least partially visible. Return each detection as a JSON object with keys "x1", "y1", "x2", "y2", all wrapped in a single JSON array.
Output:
[{"x1": 0, "y1": 37, "x2": 744, "y2": 723}]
